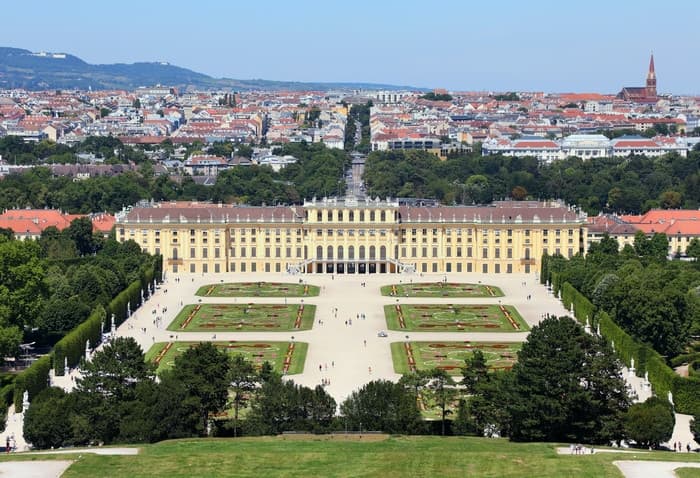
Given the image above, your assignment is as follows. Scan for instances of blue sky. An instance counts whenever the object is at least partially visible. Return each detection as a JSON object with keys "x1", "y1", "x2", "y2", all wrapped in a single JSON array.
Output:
[{"x1": 2, "y1": 0, "x2": 699, "y2": 93}]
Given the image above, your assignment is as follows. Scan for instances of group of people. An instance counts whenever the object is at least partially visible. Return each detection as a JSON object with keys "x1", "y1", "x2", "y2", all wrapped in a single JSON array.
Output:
[{"x1": 673, "y1": 441, "x2": 692, "y2": 452}]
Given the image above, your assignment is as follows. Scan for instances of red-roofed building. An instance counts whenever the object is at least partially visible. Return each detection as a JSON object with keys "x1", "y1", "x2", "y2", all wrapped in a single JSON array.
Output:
[
  {"x1": 590, "y1": 209, "x2": 700, "y2": 256},
  {"x1": 0, "y1": 209, "x2": 115, "y2": 240}
]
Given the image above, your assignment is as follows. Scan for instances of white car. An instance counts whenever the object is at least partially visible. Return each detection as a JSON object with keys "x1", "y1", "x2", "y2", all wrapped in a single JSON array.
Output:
[{"x1": 377, "y1": 330, "x2": 388, "y2": 338}]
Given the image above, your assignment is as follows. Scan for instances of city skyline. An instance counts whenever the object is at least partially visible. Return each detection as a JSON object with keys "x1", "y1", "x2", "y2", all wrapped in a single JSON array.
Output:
[{"x1": 1, "y1": 0, "x2": 699, "y2": 94}]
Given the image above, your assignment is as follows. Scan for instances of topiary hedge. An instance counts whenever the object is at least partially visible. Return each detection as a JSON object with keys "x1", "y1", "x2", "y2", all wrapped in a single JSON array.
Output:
[
  {"x1": 53, "y1": 305, "x2": 105, "y2": 375},
  {"x1": 564, "y1": 282, "x2": 700, "y2": 417},
  {"x1": 13, "y1": 354, "x2": 52, "y2": 413}
]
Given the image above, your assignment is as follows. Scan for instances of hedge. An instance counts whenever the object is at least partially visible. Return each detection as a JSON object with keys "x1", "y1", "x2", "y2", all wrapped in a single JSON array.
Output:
[
  {"x1": 0, "y1": 384, "x2": 14, "y2": 407},
  {"x1": 52, "y1": 260, "x2": 158, "y2": 376},
  {"x1": 53, "y1": 305, "x2": 105, "y2": 375},
  {"x1": 563, "y1": 282, "x2": 700, "y2": 417},
  {"x1": 560, "y1": 283, "x2": 596, "y2": 327},
  {"x1": 13, "y1": 354, "x2": 52, "y2": 413},
  {"x1": 12, "y1": 260, "x2": 161, "y2": 409}
]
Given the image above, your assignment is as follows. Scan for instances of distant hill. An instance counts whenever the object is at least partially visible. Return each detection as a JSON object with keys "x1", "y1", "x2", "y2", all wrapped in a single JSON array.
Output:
[{"x1": 0, "y1": 47, "x2": 421, "y2": 91}]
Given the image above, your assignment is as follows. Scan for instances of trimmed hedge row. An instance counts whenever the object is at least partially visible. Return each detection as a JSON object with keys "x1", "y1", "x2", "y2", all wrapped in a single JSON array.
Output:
[
  {"x1": 13, "y1": 355, "x2": 52, "y2": 413},
  {"x1": 107, "y1": 279, "x2": 143, "y2": 329},
  {"x1": 12, "y1": 260, "x2": 162, "y2": 409},
  {"x1": 0, "y1": 384, "x2": 14, "y2": 407},
  {"x1": 560, "y1": 283, "x2": 596, "y2": 327},
  {"x1": 53, "y1": 305, "x2": 105, "y2": 376},
  {"x1": 563, "y1": 282, "x2": 700, "y2": 416}
]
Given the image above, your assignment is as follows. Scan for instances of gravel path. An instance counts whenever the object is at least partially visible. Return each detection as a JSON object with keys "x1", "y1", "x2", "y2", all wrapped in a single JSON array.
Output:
[
  {"x1": 102, "y1": 271, "x2": 562, "y2": 404},
  {"x1": 614, "y1": 460, "x2": 700, "y2": 478},
  {"x1": 0, "y1": 460, "x2": 72, "y2": 478}
]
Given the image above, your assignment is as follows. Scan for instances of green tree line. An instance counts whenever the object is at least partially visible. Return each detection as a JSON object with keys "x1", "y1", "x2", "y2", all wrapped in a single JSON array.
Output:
[{"x1": 363, "y1": 149, "x2": 700, "y2": 214}]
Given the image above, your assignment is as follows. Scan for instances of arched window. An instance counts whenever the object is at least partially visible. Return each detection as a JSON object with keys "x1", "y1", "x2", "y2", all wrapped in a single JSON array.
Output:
[
  {"x1": 380, "y1": 211, "x2": 386, "y2": 222},
  {"x1": 359, "y1": 245, "x2": 366, "y2": 259},
  {"x1": 348, "y1": 245, "x2": 355, "y2": 259},
  {"x1": 337, "y1": 245, "x2": 344, "y2": 259},
  {"x1": 327, "y1": 245, "x2": 334, "y2": 259},
  {"x1": 369, "y1": 245, "x2": 376, "y2": 259},
  {"x1": 380, "y1": 245, "x2": 386, "y2": 260},
  {"x1": 370, "y1": 211, "x2": 376, "y2": 222},
  {"x1": 316, "y1": 246, "x2": 323, "y2": 259},
  {"x1": 525, "y1": 248, "x2": 530, "y2": 260}
]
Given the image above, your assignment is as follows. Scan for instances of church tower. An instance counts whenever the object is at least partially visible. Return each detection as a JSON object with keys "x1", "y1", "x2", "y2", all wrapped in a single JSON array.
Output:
[{"x1": 646, "y1": 53, "x2": 657, "y2": 98}]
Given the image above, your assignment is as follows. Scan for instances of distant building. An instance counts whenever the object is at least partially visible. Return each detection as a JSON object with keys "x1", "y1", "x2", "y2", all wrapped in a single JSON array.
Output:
[{"x1": 618, "y1": 54, "x2": 658, "y2": 103}]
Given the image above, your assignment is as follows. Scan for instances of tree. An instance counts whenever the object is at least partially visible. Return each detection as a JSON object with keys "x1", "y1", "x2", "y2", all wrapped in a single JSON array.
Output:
[
  {"x1": 511, "y1": 186, "x2": 528, "y2": 201},
  {"x1": 686, "y1": 238, "x2": 700, "y2": 261},
  {"x1": 624, "y1": 397, "x2": 674, "y2": 449},
  {"x1": 462, "y1": 350, "x2": 489, "y2": 394},
  {"x1": 425, "y1": 368, "x2": 457, "y2": 436},
  {"x1": 228, "y1": 355, "x2": 258, "y2": 437},
  {"x1": 24, "y1": 387, "x2": 72, "y2": 449},
  {"x1": 67, "y1": 217, "x2": 95, "y2": 256},
  {"x1": 340, "y1": 380, "x2": 422, "y2": 434},
  {"x1": 507, "y1": 316, "x2": 629, "y2": 443},
  {"x1": 692, "y1": 416, "x2": 700, "y2": 443},
  {"x1": 171, "y1": 342, "x2": 230, "y2": 435},
  {"x1": 76, "y1": 337, "x2": 154, "y2": 443},
  {"x1": 659, "y1": 190, "x2": 682, "y2": 209}
]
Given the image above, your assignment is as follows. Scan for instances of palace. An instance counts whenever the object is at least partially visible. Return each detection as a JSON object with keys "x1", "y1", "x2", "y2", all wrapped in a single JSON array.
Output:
[{"x1": 115, "y1": 198, "x2": 588, "y2": 275}]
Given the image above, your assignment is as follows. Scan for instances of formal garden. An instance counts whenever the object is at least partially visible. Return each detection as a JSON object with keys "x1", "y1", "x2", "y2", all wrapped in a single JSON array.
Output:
[
  {"x1": 145, "y1": 341, "x2": 307, "y2": 375},
  {"x1": 384, "y1": 304, "x2": 527, "y2": 331},
  {"x1": 196, "y1": 281, "x2": 320, "y2": 297},
  {"x1": 391, "y1": 341, "x2": 521, "y2": 375},
  {"x1": 168, "y1": 303, "x2": 316, "y2": 331},
  {"x1": 381, "y1": 282, "x2": 503, "y2": 298}
]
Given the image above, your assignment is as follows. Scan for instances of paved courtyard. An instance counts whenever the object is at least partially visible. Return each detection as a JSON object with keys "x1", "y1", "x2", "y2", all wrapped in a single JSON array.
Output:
[{"x1": 111, "y1": 271, "x2": 564, "y2": 404}]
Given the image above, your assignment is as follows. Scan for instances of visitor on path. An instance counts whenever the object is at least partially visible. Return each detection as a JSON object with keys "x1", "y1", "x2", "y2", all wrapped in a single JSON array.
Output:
[
  {"x1": 363, "y1": 340, "x2": 366, "y2": 347},
  {"x1": 368, "y1": 366, "x2": 372, "y2": 374}
]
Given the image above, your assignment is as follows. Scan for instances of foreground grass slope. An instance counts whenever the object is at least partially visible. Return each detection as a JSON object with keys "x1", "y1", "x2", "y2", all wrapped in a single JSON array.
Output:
[{"x1": 35, "y1": 436, "x2": 697, "y2": 478}]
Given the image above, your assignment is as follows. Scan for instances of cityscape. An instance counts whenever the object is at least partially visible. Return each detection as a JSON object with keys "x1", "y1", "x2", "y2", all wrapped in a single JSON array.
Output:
[{"x1": 0, "y1": 1, "x2": 700, "y2": 477}]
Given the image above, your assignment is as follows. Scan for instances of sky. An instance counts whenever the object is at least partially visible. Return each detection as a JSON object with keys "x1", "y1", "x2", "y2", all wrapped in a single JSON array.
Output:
[{"x1": 1, "y1": 0, "x2": 699, "y2": 94}]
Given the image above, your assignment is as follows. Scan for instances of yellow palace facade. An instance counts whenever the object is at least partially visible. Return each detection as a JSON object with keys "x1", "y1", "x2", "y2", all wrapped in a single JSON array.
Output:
[{"x1": 116, "y1": 198, "x2": 588, "y2": 275}]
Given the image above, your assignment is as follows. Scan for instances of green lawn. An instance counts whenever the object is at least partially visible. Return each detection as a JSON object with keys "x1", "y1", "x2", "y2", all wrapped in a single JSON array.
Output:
[
  {"x1": 168, "y1": 303, "x2": 316, "y2": 332},
  {"x1": 391, "y1": 341, "x2": 521, "y2": 375},
  {"x1": 384, "y1": 304, "x2": 528, "y2": 332},
  {"x1": 44, "y1": 436, "x2": 700, "y2": 478},
  {"x1": 196, "y1": 282, "x2": 320, "y2": 297},
  {"x1": 677, "y1": 468, "x2": 700, "y2": 478},
  {"x1": 145, "y1": 341, "x2": 307, "y2": 375},
  {"x1": 381, "y1": 282, "x2": 503, "y2": 298}
]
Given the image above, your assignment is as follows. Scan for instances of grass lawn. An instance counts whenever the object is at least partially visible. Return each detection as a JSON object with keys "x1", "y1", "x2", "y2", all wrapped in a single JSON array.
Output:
[
  {"x1": 677, "y1": 469, "x2": 700, "y2": 478},
  {"x1": 47, "y1": 436, "x2": 700, "y2": 478},
  {"x1": 145, "y1": 341, "x2": 307, "y2": 375},
  {"x1": 391, "y1": 341, "x2": 521, "y2": 375},
  {"x1": 196, "y1": 282, "x2": 320, "y2": 297},
  {"x1": 384, "y1": 304, "x2": 528, "y2": 332},
  {"x1": 168, "y1": 303, "x2": 316, "y2": 332},
  {"x1": 381, "y1": 282, "x2": 503, "y2": 298}
]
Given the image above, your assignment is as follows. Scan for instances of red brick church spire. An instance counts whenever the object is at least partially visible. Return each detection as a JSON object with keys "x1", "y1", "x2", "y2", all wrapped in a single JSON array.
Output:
[{"x1": 646, "y1": 53, "x2": 657, "y2": 98}]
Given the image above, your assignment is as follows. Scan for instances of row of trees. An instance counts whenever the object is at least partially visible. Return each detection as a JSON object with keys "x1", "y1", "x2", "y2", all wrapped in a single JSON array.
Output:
[
  {"x1": 0, "y1": 142, "x2": 349, "y2": 212},
  {"x1": 363, "y1": 148, "x2": 700, "y2": 214},
  {"x1": 24, "y1": 338, "x2": 337, "y2": 447},
  {"x1": 26, "y1": 317, "x2": 679, "y2": 448},
  {"x1": 546, "y1": 233, "x2": 700, "y2": 358},
  {"x1": 0, "y1": 135, "x2": 147, "y2": 165},
  {"x1": 0, "y1": 222, "x2": 157, "y2": 359}
]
